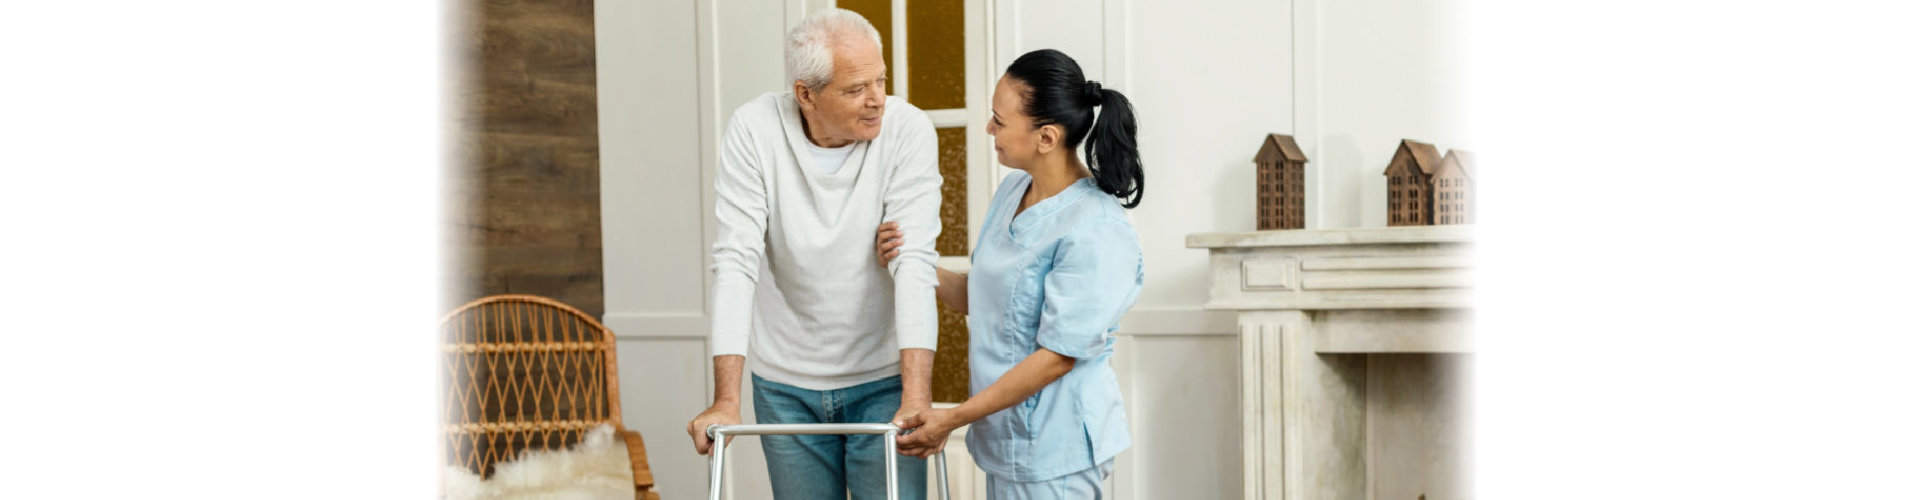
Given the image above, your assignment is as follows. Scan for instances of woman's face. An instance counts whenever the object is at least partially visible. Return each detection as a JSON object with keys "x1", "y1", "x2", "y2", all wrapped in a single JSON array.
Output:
[{"x1": 986, "y1": 75, "x2": 1043, "y2": 171}]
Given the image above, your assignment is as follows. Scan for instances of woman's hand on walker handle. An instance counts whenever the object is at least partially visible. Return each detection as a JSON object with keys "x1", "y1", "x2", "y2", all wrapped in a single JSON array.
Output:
[{"x1": 895, "y1": 408, "x2": 959, "y2": 459}]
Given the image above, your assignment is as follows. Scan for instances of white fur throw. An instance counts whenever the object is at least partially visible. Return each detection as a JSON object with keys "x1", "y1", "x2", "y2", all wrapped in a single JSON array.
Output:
[{"x1": 444, "y1": 424, "x2": 635, "y2": 500}]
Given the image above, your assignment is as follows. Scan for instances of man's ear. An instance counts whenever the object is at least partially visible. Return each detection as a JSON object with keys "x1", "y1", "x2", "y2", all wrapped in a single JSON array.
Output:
[
  {"x1": 1036, "y1": 124, "x2": 1063, "y2": 155},
  {"x1": 793, "y1": 81, "x2": 815, "y2": 110}
]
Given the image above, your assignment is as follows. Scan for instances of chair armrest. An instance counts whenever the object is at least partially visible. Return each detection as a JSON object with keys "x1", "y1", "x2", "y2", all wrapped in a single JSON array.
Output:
[{"x1": 619, "y1": 428, "x2": 659, "y2": 496}]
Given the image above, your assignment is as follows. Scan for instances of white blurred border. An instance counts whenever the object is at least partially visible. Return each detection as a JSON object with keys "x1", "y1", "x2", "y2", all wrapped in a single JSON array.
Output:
[
  {"x1": 1, "y1": 1, "x2": 440, "y2": 497},
  {"x1": 1471, "y1": 0, "x2": 1920, "y2": 498}
]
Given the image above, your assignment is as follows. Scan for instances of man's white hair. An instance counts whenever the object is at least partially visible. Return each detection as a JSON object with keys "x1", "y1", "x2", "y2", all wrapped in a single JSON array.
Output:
[{"x1": 786, "y1": 8, "x2": 884, "y2": 91}]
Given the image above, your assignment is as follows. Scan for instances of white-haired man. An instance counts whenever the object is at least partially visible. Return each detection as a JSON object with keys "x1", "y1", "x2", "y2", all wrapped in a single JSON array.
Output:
[{"x1": 684, "y1": 8, "x2": 940, "y2": 499}]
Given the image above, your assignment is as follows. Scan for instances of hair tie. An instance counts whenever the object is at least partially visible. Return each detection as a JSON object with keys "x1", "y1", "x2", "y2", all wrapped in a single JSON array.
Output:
[{"x1": 1083, "y1": 81, "x2": 1104, "y2": 105}]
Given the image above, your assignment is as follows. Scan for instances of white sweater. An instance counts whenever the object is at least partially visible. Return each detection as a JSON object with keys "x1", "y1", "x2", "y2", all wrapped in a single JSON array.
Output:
[{"x1": 708, "y1": 92, "x2": 943, "y2": 391}]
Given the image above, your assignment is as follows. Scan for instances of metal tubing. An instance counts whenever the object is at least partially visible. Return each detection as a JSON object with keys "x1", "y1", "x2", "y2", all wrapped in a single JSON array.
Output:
[
  {"x1": 703, "y1": 423, "x2": 950, "y2": 500},
  {"x1": 709, "y1": 423, "x2": 899, "y2": 436},
  {"x1": 706, "y1": 428, "x2": 726, "y2": 500},
  {"x1": 935, "y1": 451, "x2": 949, "y2": 498},
  {"x1": 884, "y1": 429, "x2": 900, "y2": 500}
]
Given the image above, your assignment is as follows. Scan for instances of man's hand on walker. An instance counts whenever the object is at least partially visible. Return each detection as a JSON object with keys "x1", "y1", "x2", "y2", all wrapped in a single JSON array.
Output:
[
  {"x1": 686, "y1": 403, "x2": 741, "y2": 455},
  {"x1": 892, "y1": 401, "x2": 930, "y2": 434}
]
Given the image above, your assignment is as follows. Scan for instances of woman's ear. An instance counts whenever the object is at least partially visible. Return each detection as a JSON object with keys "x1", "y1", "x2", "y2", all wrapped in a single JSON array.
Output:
[{"x1": 1036, "y1": 124, "x2": 1063, "y2": 155}]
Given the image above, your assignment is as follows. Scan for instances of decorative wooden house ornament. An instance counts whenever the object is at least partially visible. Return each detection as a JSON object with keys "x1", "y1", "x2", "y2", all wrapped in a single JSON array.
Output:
[
  {"x1": 1433, "y1": 149, "x2": 1475, "y2": 225},
  {"x1": 1255, "y1": 133, "x2": 1309, "y2": 230},
  {"x1": 1383, "y1": 139, "x2": 1443, "y2": 226}
]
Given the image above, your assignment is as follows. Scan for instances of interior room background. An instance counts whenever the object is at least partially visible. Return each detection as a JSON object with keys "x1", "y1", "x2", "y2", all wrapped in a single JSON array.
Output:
[{"x1": 446, "y1": 0, "x2": 1471, "y2": 498}]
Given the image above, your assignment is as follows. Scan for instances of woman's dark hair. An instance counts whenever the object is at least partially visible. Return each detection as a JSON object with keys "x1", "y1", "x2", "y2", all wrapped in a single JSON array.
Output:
[{"x1": 1004, "y1": 49, "x2": 1144, "y2": 208}]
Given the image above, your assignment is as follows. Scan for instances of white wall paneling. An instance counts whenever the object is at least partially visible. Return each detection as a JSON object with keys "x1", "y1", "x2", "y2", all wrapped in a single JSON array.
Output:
[
  {"x1": 612, "y1": 338, "x2": 715, "y2": 500},
  {"x1": 596, "y1": 0, "x2": 704, "y2": 321},
  {"x1": 966, "y1": 0, "x2": 996, "y2": 251},
  {"x1": 1120, "y1": 1, "x2": 1297, "y2": 491},
  {"x1": 1127, "y1": 0, "x2": 1293, "y2": 312},
  {"x1": 594, "y1": 0, "x2": 710, "y2": 495},
  {"x1": 1116, "y1": 332, "x2": 1244, "y2": 499},
  {"x1": 1294, "y1": 0, "x2": 1324, "y2": 229},
  {"x1": 1313, "y1": 0, "x2": 1472, "y2": 228}
]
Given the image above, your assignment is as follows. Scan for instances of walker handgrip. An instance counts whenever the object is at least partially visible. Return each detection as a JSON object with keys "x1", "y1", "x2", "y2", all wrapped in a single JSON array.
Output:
[
  {"x1": 708, "y1": 422, "x2": 901, "y2": 437},
  {"x1": 705, "y1": 423, "x2": 949, "y2": 500}
]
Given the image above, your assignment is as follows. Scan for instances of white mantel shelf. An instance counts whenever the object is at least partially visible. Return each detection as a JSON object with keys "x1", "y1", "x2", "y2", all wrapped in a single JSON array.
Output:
[
  {"x1": 1189, "y1": 225, "x2": 1474, "y2": 500},
  {"x1": 1186, "y1": 224, "x2": 1472, "y2": 248},
  {"x1": 1188, "y1": 226, "x2": 1474, "y2": 312}
]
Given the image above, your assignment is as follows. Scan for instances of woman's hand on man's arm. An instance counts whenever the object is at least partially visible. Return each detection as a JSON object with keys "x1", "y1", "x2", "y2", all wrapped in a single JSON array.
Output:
[{"x1": 876, "y1": 221, "x2": 968, "y2": 314}]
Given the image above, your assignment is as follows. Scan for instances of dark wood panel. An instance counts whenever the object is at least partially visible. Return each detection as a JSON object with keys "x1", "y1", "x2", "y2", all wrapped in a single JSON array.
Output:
[
  {"x1": 467, "y1": 78, "x2": 599, "y2": 137},
  {"x1": 447, "y1": 0, "x2": 603, "y2": 319},
  {"x1": 471, "y1": 133, "x2": 601, "y2": 189},
  {"x1": 477, "y1": 21, "x2": 598, "y2": 83}
]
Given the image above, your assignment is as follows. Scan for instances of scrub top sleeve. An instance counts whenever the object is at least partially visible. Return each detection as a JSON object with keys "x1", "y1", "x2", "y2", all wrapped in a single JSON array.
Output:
[{"x1": 1035, "y1": 218, "x2": 1143, "y2": 359}]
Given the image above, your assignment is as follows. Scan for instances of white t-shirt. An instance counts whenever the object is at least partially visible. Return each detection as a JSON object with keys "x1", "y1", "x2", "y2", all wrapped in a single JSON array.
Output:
[{"x1": 807, "y1": 140, "x2": 855, "y2": 176}]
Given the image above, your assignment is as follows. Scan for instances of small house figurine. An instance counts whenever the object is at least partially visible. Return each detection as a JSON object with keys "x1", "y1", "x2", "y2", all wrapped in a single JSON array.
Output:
[
  {"x1": 1254, "y1": 133, "x2": 1309, "y2": 230},
  {"x1": 1383, "y1": 139, "x2": 1443, "y2": 226},
  {"x1": 1433, "y1": 149, "x2": 1475, "y2": 225}
]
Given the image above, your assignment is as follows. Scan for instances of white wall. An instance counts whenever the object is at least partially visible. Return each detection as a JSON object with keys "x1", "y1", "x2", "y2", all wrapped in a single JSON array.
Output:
[
  {"x1": 1126, "y1": 0, "x2": 1293, "y2": 310},
  {"x1": 1111, "y1": 0, "x2": 1296, "y2": 497},
  {"x1": 597, "y1": 1, "x2": 1467, "y2": 499},
  {"x1": 1315, "y1": 0, "x2": 1473, "y2": 228},
  {"x1": 594, "y1": 0, "x2": 711, "y2": 499}
]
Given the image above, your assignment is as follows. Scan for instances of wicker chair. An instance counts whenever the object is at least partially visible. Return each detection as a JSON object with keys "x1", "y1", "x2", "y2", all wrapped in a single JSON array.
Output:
[{"x1": 441, "y1": 294, "x2": 660, "y2": 500}]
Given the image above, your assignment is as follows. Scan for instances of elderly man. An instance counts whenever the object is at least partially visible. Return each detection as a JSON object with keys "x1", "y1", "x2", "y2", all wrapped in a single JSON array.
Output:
[{"x1": 684, "y1": 8, "x2": 941, "y2": 499}]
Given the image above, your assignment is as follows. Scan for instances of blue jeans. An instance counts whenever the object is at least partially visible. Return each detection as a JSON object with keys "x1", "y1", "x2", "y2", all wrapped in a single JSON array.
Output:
[{"x1": 752, "y1": 374, "x2": 927, "y2": 500}]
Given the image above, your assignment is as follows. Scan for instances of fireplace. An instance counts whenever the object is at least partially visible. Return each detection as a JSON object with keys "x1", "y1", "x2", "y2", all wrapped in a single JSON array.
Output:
[{"x1": 1189, "y1": 226, "x2": 1473, "y2": 500}]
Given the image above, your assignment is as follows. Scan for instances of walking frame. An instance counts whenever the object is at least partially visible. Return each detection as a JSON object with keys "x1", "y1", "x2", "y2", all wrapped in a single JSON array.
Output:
[{"x1": 705, "y1": 423, "x2": 950, "y2": 500}]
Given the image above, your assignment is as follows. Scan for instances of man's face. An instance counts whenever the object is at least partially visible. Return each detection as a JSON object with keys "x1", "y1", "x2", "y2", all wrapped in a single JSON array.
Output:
[{"x1": 798, "y1": 37, "x2": 888, "y2": 144}]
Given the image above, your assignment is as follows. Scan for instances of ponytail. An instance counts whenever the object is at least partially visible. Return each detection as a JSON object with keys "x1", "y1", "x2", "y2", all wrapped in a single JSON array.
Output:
[
  {"x1": 1084, "y1": 84, "x2": 1143, "y2": 208},
  {"x1": 1005, "y1": 49, "x2": 1147, "y2": 208}
]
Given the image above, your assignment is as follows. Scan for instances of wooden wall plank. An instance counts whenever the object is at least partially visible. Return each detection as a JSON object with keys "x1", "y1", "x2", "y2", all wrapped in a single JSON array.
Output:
[{"x1": 447, "y1": 0, "x2": 604, "y2": 318}]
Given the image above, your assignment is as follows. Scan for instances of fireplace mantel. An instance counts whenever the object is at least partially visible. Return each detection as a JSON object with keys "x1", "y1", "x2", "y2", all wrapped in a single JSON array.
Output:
[{"x1": 1189, "y1": 225, "x2": 1473, "y2": 500}]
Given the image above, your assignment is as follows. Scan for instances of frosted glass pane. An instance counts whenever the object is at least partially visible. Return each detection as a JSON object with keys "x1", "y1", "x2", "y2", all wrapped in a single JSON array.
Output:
[
  {"x1": 837, "y1": 0, "x2": 895, "y2": 90},
  {"x1": 906, "y1": 0, "x2": 965, "y2": 109},
  {"x1": 935, "y1": 127, "x2": 968, "y2": 256},
  {"x1": 933, "y1": 126, "x2": 969, "y2": 403}
]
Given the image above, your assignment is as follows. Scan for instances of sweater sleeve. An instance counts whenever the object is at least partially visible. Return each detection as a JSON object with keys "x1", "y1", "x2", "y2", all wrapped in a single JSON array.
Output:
[
  {"x1": 707, "y1": 110, "x2": 768, "y2": 358},
  {"x1": 883, "y1": 110, "x2": 944, "y2": 352}
]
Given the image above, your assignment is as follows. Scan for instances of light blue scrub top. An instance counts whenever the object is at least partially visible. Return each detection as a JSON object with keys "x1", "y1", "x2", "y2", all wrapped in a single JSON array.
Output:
[{"x1": 964, "y1": 171, "x2": 1141, "y2": 482}]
